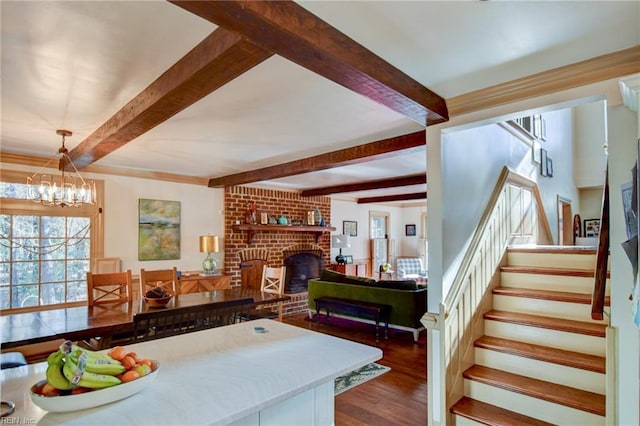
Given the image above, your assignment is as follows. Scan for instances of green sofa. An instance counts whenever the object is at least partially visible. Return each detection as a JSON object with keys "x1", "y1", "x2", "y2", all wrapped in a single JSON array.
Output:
[{"x1": 307, "y1": 269, "x2": 427, "y2": 342}]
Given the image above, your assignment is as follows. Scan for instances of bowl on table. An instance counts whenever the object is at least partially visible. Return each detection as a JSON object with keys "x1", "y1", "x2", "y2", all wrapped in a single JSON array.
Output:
[{"x1": 143, "y1": 292, "x2": 173, "y2": 308}]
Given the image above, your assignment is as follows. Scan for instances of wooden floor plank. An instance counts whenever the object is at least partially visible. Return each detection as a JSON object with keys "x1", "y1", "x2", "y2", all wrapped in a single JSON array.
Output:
[{"x1": 463, "y1": 365, "x2": 606, "y2": 416}]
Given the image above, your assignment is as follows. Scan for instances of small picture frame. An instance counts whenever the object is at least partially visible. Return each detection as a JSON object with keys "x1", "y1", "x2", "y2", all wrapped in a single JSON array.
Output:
[
  {"x1": 540, "y1": 148, "x2": 548, "y2": 176},
  {"x1": 546, "y1": 157, "x2": 553, "y2": 177},
  {"x1": 405, "y1": 224, "x2": 416, "y2": 236},
  {"x1": 344, "y1": 255, "x2": 354, "y2": 264},
  {"x1": 343, "y1": 220, "x2": 357, "y2": 237},
  {"x1": 584, "y1": 218, "x2": 601, "y2": 238}
]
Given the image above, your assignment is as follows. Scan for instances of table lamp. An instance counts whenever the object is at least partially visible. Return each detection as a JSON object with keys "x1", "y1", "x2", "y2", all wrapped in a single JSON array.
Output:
[
  {"x1": 199, "y1": 235, "x2": 220, "y2": 276},
  {"x1": 331, "y1": 234, "x2": 351, "y2": 264}
]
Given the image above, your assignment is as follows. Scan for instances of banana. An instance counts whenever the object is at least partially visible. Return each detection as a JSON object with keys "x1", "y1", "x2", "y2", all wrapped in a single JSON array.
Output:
[
  {"x1": 62, "y1": 352, "x2": 121, "y2": 389},
  {"x1": 69, "y1": 349, "x2": 125, "y2": 376},
  {"x1": 60, "y1": 341, "x2": 119, "y2": 364},
  {"x1": 45, "y1": 351, "x2": 73, "y2": 390}
]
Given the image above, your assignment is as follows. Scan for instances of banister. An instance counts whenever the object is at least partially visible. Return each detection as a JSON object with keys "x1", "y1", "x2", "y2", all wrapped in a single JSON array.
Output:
[
  {"x1": 443, "y1": 166, "x2": 551, "y2": 312},
  {"x1": 591, "y1": 162, "x2": 609, "y2": 320}
]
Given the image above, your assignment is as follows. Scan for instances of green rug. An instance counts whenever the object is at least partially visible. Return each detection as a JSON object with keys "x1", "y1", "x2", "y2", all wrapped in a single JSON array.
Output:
[{"x1": 334, "y1": 363, "x2": 391, "y2": 395}]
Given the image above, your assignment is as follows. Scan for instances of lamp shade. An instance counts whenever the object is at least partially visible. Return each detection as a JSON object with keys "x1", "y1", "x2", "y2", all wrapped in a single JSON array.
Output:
[
  {"x1": 331, "y1": 234, "x2": 351, "y2": 249},
  {"x1": 199, "y1": 235, "x2": 219, "y2": 253}
]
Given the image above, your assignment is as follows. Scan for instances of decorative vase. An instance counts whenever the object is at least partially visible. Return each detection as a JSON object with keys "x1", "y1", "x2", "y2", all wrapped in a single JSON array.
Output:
[{"x1": 278, "y1": 214, "x2": 288, "y2": 225}]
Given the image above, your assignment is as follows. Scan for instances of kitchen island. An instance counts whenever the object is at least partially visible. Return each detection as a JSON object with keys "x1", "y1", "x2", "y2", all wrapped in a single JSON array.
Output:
[{"x1": 0, "y1": 319, "x2": 382, "y2": 425}]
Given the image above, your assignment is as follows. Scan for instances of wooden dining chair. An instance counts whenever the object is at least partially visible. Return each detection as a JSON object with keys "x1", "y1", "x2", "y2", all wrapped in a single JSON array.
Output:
[
  {"x1": 86, "y1": 270, "x2": 133, "y2": 306},
  {"x1": 84, "y1": 270, "x2": 133, "y2": 349},
  {"x1": 132, "y1": 298, "x2": 254, "y2": 343},
  {"x1": 239, "y1": 265, "x2": 287, "y2": 322},
  {"x1": 139, "y1": 267, "x2": 178, "y2": 297}
]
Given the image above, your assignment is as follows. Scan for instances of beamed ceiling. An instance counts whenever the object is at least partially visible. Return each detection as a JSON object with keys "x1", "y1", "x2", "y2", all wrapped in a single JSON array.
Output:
[{"x1": 1, "y1": 1, "x2": 639, "y2": 204}]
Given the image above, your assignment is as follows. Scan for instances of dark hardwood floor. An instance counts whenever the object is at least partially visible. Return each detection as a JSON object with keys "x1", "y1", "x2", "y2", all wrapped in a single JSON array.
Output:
[{"x1": 282, "y1": 313, "x2": 427, "y2": 426}]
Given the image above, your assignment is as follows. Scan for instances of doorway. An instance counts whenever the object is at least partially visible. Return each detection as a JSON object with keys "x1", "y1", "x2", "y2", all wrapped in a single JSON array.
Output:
[{"x1": 557, "y1": 196, "x2": 573, "y2": 245}]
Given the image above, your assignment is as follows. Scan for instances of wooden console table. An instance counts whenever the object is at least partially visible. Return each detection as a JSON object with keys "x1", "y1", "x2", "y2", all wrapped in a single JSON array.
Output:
[
  {"x1": 329, "y1": 259, "x2": 371, "y2": 277},
  {"x1": 314, "y1": 296, "x2": 391, "y2": 342},
  {"x1": 178, "y1": 274, "x2": 231, "y2": 294}
]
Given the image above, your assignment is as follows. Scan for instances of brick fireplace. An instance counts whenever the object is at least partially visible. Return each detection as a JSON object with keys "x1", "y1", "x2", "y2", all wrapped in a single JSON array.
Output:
[{"x1": 223, "y1": 186, "x2": 332, "y2": 314}]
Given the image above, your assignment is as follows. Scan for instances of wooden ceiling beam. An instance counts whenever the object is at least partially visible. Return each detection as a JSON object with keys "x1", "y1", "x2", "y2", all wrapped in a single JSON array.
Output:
[
  {"x1": 207, "y1": 131, "x2": 425, "y2": 187},
  {"x1": 300, "y1": 173, "x2": 426, "y2": 197},
  {"x1": 66, "y1": 28, "x2": 273, "y2": 170},
  {"x1": 357, "y1": 192, "x2": 427, "y2": 204},
  {"x1": 170, "y1": 0, "x2": 448, "y2": 126}
]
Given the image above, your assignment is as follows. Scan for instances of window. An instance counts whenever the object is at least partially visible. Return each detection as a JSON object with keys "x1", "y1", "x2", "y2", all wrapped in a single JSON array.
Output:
[
  {"x1": 369, "y1": 211, "x2": 388, "y2": 239},
  {"x1": 0, "y1": 169, "x2": 103, "y2": 312}
]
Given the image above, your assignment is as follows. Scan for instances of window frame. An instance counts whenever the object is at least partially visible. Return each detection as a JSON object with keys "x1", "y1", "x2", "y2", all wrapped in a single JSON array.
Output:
[{"x1": 0, "y1": 168, "x2": 104, "y2": 313}]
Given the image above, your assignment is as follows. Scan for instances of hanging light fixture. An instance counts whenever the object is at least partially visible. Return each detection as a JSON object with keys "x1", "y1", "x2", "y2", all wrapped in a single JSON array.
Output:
[{"x1": 27, "y1": 130, "x2": 96, "y2": 208}]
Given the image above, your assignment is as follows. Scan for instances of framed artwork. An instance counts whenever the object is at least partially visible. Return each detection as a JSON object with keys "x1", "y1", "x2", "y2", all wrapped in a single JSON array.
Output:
[
  {"x1": 540, "y1": 148, "x2": 548, "y2": 176},
  {"x1": 584, "y1": 218, "x2": 600, "y2": 238},
  {"x1": 138, "y1": 199, "x2": 181, "y2": 260},
  {"x1": 405, "y1": 224, "x2": 416, "y2": 236},
  {"x1": 547, "y1": 157, "x2": 553, "y2": 177},
  {"x1": 343, "y1": 220, "x2": 357, "y2": 237},
  {"x1": 344, "y1": 255, "x2": 354, "y2": 264}
]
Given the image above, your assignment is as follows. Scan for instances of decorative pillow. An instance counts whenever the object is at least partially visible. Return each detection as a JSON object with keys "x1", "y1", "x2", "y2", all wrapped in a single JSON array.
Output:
[
  {"x1": 319, "y1": 269, "x2": 376, "y2": 286},
  {"x1": 375, "y1": 280, "x2": 419, "y2": 290}
]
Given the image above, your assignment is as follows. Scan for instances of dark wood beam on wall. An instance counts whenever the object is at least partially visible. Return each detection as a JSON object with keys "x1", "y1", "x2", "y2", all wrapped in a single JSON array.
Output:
[
  {"x1": 66, "y1": 28, "x2": 273, "y2": 170},
  {"x1": 301, "y1": 173, "x2": 426, "y2": 197},
  {"x1": 208, "y1": 131, "x2": 425, "y2": 188},
  {"x1": 357, "y1": 192, "x2": 427, "y2": 204},
  {"x1": 170, "y1": 0, "x2": 448, "y2": 126}
]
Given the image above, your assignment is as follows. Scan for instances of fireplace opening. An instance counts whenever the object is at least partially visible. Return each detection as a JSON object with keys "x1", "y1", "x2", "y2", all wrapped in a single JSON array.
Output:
[{"x1": 283, "y1": 249, "x2": 325, "y2": 294}]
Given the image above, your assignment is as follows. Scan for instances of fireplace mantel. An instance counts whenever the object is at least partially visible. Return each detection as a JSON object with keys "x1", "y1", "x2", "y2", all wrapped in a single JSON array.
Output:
[{"x1": 232, "y1": 224, "x2": 336, "y2": 244}]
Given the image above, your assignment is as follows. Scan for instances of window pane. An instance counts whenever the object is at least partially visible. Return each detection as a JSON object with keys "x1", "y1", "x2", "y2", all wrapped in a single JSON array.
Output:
[
  {"x1": 67, "y1": 238, "x2": 89, "y2": 259},
  {"x1": 13, "y1": 262, "x2": 38, "y2": 284},
  {"x1": 42, "y1": 260, "x2": 65, "y2": 282},
  {"x1": 42, "y1": 239, "x2": 66, "y2": 260},
  {"x1": 41, "y1": 283, "x2": 65, "y2": 305},
  {"x1": 68, "y1": 259, "x2": 89, "y2": 281},
  {"x1": 12, "y1": 239, "x2": 38, "y2": 261},
  {"x1": 14, "y1": 215, "x2": 39, "y2": 236},
  {"x1": 0, "y1": 287, "x2": 9, "y2": 309},
  {"x1": 67, "y1": 280, "x2": 87, "y2": 302},
  {"x1": 42, "y1": 216, "x2": 65, "y2": 238},
  {"x1": 13, "y1": 284, "x2": 39, "y2": 308},
  {"x1": 0, "y1": 182, "x2": 30, "y2": 199},
  {"x1": 0, "y1": 262, "x2": 9, "y2": 285}
]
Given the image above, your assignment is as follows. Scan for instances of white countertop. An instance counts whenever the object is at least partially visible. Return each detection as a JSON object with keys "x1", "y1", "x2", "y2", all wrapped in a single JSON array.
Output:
[{"x1": 0, "y1": 319, "x2": 382, "y2": 425}]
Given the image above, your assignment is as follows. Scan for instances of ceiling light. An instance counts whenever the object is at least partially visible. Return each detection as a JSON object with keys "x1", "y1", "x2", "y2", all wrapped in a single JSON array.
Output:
[{"x1": 27, "y1": 130, "x2": 96, "y2": 207}]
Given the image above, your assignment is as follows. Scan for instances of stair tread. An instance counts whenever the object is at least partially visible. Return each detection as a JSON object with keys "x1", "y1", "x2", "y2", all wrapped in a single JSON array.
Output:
[
  {"x1": 484, "y1": 310, "x2": 606, "y2": 337},
  {"x1": 451, "y1": 396, "x2": 555, "y2": 426},
  {"x1": 475, "y1": 335, "x2": 606, "y2": 373},
  {"x1": 500, "y1": 265, "x2": 606, "y2": 278},
  {"x1": 493, "y1": 287, "x2": 611, "y2": 306},
  {"x1": 463, "y1": 365, "x2": 606, "y2": 416},
  {"x1": 508, "y1": 245, "x2": 597, "y2": 255}
]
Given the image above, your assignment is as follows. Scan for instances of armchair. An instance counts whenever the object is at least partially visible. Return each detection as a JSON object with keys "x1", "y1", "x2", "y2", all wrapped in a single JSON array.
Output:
[{"x1": 396, "y1": 257, "x2": 428, "y2": 282}]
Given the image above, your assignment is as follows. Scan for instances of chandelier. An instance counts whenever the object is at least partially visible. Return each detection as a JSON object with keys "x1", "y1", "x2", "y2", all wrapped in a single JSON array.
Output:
[{"x1": 27, "y1": 130, "x2": 96, "y2": 207}]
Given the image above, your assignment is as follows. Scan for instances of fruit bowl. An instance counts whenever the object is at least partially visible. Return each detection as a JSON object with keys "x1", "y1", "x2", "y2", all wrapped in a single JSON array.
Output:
[
  {"x1": 143, "y1": 287, "x2": 173, "y2": 308},
  {"x1": 143, "y1": 292, "x2": 173, "y2": 308},
  {"x1": 30, "y1": 360, "x2": 159, "y2": 413}
]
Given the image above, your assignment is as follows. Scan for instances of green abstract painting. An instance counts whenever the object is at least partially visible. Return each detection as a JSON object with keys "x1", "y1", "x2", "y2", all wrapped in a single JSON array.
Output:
[{"x1": 138, "y1": 199, "x2": 180, "y2": 261}]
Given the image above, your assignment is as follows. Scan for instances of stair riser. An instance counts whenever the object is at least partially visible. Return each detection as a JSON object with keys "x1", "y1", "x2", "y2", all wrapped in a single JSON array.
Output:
[
  {"x1": 507, "y1": 251, "x2": 603, "y2": 270},
  {"x1": 453, "y1": 415, "x2": 484, "y2": 426},
  {"x1": 484, "y1": 320, "x2": 606, "y2": 356},
  {"x1": 465, "y1": 380, "x2": 605, "y2": 425},
  {"x1": 475, "y1": 348, "x2": 605, "y2": 394},
  {"x1": 500, "y1": 272, "x2": 610, "y2": 295},
  {"x1": 493, "y1": 295, "x2": 610, "y2": 325}
]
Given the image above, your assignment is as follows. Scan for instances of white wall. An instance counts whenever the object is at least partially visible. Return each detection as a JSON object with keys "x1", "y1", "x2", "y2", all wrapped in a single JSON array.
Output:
[
  {"x1": 102, "y1": 175, "x2": 224, "y2": 274},
  {"x1": 575, "y1": 100, "x2": 608, "y2": 188},
  {"x1": 607, "y1": 103, "x2": 639, "y2": 426},
  {"x1": 330, "y1": 198, "x2": 419, "y2": 264},
  {"x1": 579, "y1": 187, "x2": 605, "y2": 224},
  {"x1": 400, "y1": 205, "x2": 427, "y2": 257}
]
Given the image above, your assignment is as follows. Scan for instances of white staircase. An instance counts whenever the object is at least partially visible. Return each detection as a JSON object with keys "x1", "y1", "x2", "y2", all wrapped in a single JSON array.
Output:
[{"x1": 451, "y1": 246, "x2": 610, "y2": 425}]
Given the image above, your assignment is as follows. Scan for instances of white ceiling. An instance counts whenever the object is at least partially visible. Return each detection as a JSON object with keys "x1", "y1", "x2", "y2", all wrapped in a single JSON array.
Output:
[{"x1": 1, "y1": 1, "x2": 638, "y2": 202}]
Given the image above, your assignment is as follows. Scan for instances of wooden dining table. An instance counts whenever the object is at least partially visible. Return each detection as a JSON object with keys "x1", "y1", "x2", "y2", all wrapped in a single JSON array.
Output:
[{"x1": 0, "y1": 288, "x2": 290, "y2": 350}]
